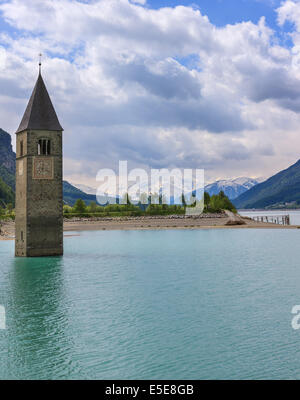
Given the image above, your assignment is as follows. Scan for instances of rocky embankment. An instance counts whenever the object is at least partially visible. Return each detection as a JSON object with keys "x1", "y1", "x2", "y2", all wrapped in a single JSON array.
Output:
[
  {"x1": 63, "y1": 213, "x2": 226, "y2": 223},
  {"x1": 0, "y1": 220, "x2": 15, "y2": 239}
]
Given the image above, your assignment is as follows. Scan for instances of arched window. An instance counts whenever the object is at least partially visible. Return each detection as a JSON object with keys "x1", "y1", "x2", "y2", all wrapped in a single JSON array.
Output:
[{"x1": 38, "y1": 139, "x2": 51, "y2": 155}]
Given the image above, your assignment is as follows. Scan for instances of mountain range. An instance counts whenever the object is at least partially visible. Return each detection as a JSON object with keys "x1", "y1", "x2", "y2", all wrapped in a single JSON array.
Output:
[
  {"x1": 233, "y1": 159, "x2": 300, "y2": 209},
  {"x1": 71, "y1": 163, "x2": 300, "y2": 209},
  {"x1": 73, "y1": 177, "x2": 260, "y2": 201},
  {"x1": 205, "y1": 177, "x2": 259, "y2": 200},
  {"x1": 0, "y1": 129, "x2": 16, "y2": 206}
]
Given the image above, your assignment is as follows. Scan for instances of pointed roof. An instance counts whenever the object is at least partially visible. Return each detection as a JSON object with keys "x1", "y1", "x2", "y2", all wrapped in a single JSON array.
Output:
[{"x1": 16, "y1": 72, "x2": 63, "y2": 134}]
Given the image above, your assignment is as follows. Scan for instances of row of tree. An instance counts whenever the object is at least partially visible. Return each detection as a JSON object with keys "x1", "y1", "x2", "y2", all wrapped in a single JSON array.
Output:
[
  {"x1": 204, "y1": 191, "x2": 236, "y2": 213},
  {"x1": 0, "y1": 203, "x2": 14, "y2": 220},
  {"x1": 0, "y1": 191, "x2": 236, "y2": 220},
  {"x1": 63, "y1": 199, "x2": 186, "y2": 217},
  {"x1": 63, "y1": 191, "x2": 236, "y2": 217}
]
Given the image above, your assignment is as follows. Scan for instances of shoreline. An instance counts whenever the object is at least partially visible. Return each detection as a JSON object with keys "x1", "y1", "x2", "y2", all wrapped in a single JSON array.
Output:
[{"x1": 1, "y1": 215, "x2": 299, "y2": 240}]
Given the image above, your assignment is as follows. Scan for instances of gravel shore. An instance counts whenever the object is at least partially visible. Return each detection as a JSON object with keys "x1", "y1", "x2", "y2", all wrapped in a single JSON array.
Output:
[{"x1": 1, "y1": 213, "x2": 297, "y2": 241}]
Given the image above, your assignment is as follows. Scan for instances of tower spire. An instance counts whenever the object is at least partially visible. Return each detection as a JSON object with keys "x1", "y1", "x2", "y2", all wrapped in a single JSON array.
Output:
[
  {"x1": 15, "y1": 62, "x2": 63, "y2": 134},
  {"x1": 39, "y1": 53, "x2": 42, "y2": 74}
]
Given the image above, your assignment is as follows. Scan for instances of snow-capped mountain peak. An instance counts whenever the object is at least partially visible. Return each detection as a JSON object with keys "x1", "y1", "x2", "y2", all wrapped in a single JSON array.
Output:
[
  {"x1": 71, "y1": 183, "x2": 97, "y2": 195},
  {"x1": 205, "y1": 177, "x2": 259, "y2": 200}
]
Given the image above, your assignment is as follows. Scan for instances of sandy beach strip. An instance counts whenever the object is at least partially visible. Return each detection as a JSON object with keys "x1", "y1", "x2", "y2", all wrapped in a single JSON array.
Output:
[
  {"x1": 1, "y1": 215, "x2": 299, "y2": 240},
  {"x1": 63, "y1": 216, "x2": 298, "y2": 232}
]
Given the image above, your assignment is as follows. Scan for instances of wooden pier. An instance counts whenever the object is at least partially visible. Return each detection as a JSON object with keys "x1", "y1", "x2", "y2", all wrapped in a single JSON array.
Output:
[{"x1": 250, "y1": 214, "x2": 290, "y2": 225}]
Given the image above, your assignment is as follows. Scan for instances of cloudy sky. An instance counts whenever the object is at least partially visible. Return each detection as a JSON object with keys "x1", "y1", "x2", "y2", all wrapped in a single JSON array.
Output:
[{"x1": 1, "y1": 0, "x2": 300, "y2": 187}]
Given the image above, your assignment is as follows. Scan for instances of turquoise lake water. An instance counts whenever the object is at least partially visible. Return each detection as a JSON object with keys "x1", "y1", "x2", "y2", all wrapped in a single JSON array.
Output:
[{"x1": 1, "y1": 228, "x2": 300, "y2": 380}]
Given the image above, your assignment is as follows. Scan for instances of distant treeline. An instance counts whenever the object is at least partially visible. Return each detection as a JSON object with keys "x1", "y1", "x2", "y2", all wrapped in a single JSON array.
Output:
[
  {"x1": 0, "y1": 191, "x2": 236, "y2": 221},
  {"x1": 63, "y1": 191, "x2": 236, "y2": 218},
  {"x1": 0, "y1": 202, "x2": 14, "y2": 221}
]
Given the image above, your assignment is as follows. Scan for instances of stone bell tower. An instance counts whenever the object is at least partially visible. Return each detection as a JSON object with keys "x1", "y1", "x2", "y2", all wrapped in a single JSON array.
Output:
[{"x1": 15, "y1": 64, "x2": 63, "y2": 257}]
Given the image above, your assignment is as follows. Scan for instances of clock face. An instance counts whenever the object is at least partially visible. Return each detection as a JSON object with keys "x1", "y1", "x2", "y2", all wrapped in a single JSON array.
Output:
[{"x1": 33, "y1": 157, "x2": 53, "y2": 179}]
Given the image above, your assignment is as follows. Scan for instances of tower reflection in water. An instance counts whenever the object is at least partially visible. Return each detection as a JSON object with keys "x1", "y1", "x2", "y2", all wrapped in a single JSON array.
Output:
[{"x1": 6, "y1": 257, "x2": 77, "y2": 379}]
